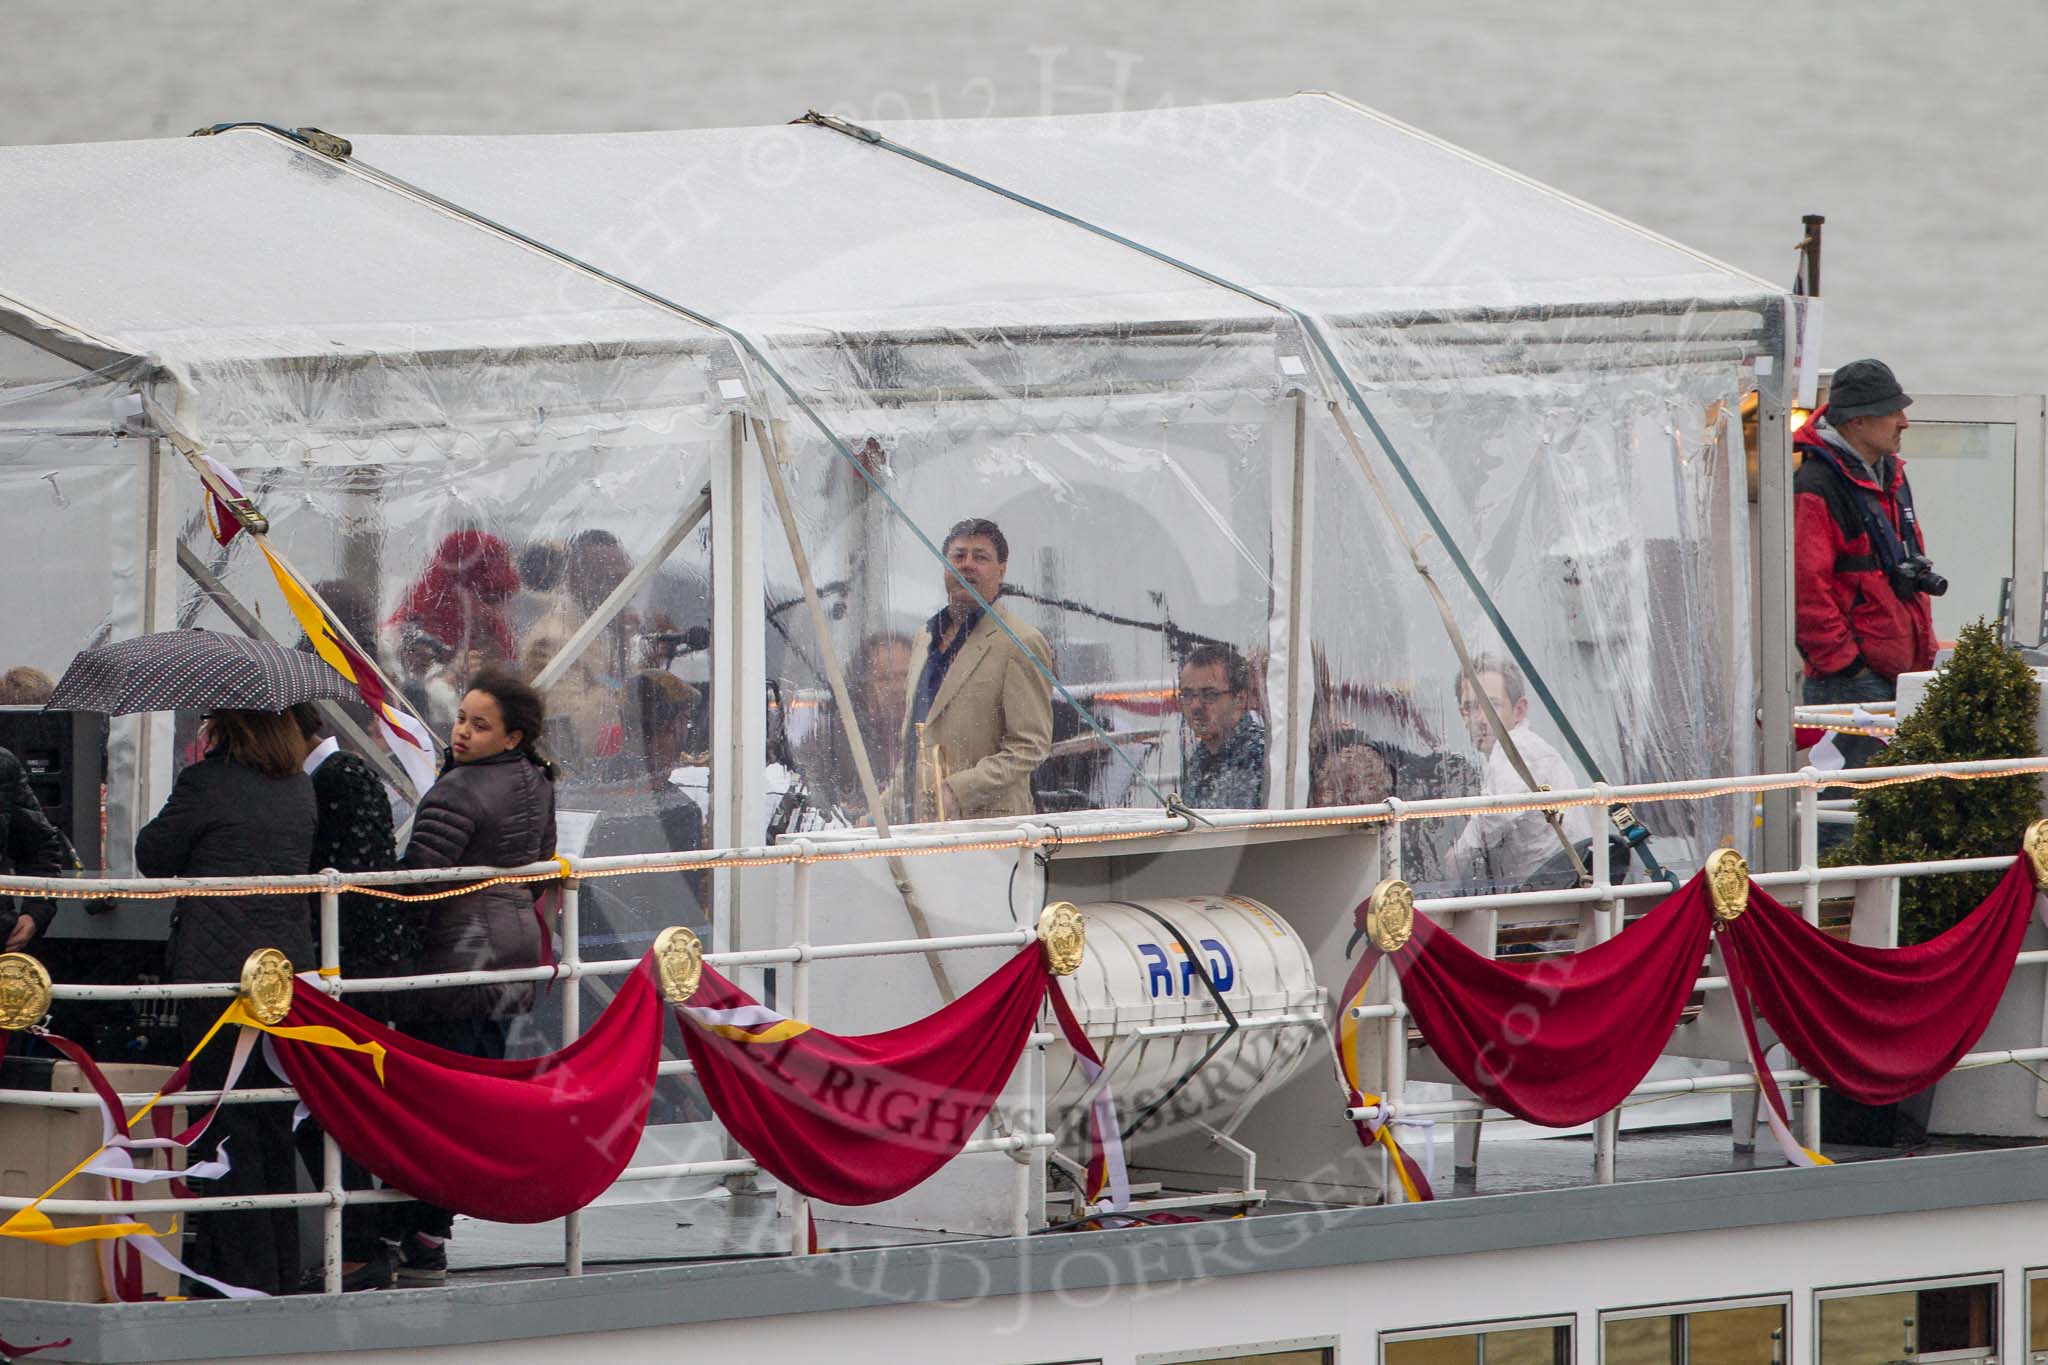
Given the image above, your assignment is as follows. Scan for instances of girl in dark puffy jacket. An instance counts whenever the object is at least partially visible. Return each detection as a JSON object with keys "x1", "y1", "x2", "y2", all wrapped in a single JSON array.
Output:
[
  {"x1": 137, "y1": 708, "x2": 317, "y2": 1297},
  {"x1": 388, "y1": 667, "x2": 557, "y2": 1283}
]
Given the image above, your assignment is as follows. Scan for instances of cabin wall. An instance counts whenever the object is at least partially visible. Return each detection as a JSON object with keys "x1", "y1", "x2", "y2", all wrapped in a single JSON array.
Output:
[{"x1": 263, "y1": 1188, "x2": 2046, "y2": 1365}]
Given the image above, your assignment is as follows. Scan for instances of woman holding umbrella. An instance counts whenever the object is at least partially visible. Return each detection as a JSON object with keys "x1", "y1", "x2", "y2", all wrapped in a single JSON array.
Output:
[
  {"x1": 48, "y1": 627, "x2": 374, "y2": 1295},
  {"x1": 136, "y1": 707, "x2": 317, "y2": 1298}
]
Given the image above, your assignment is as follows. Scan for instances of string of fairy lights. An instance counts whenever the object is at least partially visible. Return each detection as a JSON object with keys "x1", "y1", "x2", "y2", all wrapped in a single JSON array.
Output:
[{"x1": 0, "y1": 760, "x2": 2039, "y2": 904}]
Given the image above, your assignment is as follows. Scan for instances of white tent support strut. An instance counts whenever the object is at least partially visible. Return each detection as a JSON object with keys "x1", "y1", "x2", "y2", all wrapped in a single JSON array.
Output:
[
  {"x1": 239, "y1": 125, "x2": 1169, "y2": 813},
  {"x1": 1319, "y1": 396, "x2": 1587, "y2": 880},
  {"x1": 175, "y1": 541, "x2": 412, "y2": 797},
  {"x1": 749, "y1": 413, "x2": 954, "y2": 1003},
  {"x1": 138, "y1": 389, "x2": 439, "y2": 796},
  {"x1": 529, "y1": 476, "x2": 712, "y2": 694}
]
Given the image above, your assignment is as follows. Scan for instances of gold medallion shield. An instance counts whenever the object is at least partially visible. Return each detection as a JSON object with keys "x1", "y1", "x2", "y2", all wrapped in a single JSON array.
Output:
[
  {"x1": 1036, "y1": 902, "x2": 1086, "y2": 976},
  {"x1": 1707, "y1": 848, "x2": 1751, "y2": 923},
  {"x1": 239, "y1": 948, "x2": 295, "y2": 1025},
  {"x1": 0, "y1": 953, "x2": 52, "y2": 1030},
  {"x1": 1366, "y1": 879, "x2": 1415, "y2": 953},
  {"x1": 654, "y1": 925, "x2": 703, "y2": 1004}
]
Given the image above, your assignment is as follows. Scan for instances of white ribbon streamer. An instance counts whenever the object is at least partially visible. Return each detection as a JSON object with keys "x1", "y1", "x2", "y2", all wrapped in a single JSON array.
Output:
[
  {"x1": 1072, "y1": 1050, "x2": 1131, "y2": 1213},
  {"x1": 77, "y1": 1139, "x2": 232, "y2": 1187},
  {"x1": 120, "y1": 1227, "x2": 267, "y2": 1300},
  {"x1": 1351, "y1": 1103, "x2": 1438, "y2": 1183},
  {"x1": 66, "y1": 1022, "x2": 270, "y2": 1301},
  {"x1": 100, "y1": 1029, "x2": 259, "y2": 1155}
]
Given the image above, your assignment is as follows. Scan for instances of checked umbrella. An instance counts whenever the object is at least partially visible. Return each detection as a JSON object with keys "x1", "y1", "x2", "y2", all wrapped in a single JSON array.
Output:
[{"x1": 47, "y1": 629, "x2": 358, "y2": 715}]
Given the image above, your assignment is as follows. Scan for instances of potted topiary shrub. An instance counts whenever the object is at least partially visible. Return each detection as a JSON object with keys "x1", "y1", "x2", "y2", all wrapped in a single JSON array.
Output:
[{"x1": 1822, "y1": 619, "x2": 2041, "y2": 1145}]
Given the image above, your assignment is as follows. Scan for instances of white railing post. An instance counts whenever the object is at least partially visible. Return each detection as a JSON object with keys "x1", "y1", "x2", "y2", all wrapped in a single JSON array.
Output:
[
  {"x1": 1378, "y1": 799, "x2": 1410, "y2": 1197},
  {"x1": 1590, "y1": 784, "x2": 1619, "y2": 1185},
  {"x1": 1798, "y1": 769, "x2": 1823, "y2": 924},
  {"x1": 1380, "y1": 973, "x2": 1409, "y2": 1201},
  {"x1": 318, "y1": 877, "x2": 343, "y2": 1294},
  {"x1": 789, "y1": 843, "x2": 813, "y2": 1022},
  {"x1": 786, "y1": 842, "x2": 814, "y2": 1255},
  {"x1": 558, "y1": 866, "x2": 584, "y2": 1276},
  {"x1": 1017, "y1": 1030, "x2": 1043, "y2": 1238},
  {"x1": 1380, "y1": 796, "x2": 1405, "y2": 884},
  {"x1": 1796, "y1": 771, "x2": 1825, "y2": 1152}
]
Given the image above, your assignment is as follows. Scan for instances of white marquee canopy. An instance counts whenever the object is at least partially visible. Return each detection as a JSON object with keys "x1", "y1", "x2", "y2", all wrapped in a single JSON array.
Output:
[{"x1": 0, "y1": 94, "x2": 1784, "y2": 899}]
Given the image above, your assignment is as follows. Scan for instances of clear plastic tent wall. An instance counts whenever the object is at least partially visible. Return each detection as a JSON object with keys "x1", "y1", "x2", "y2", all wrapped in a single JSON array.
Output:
[
  {"x1": 0, "y1": 97, "x2": 1780, "y2": 938},
  {"x1": 354, "y1": 125, "x2": 1289, "y2": 841},
  {"x1": 359, "y1": 95, "x2": 1776, "y2": 891},
  {"x1": 0, "y1": 132, "x2": 733, "y2": 1004},
  {"x1": 851, "y1": 96, "x2": 1776, "y2": 886}
]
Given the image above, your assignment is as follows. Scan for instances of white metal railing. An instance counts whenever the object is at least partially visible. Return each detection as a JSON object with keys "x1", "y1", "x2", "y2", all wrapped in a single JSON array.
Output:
[
  {"x1": 1344, "y1": 769, "x2": 2047, "y2": 1190},
  {"x1": 0, "y1": 850, "x2": 1068, "y2": 1293},
  {"x1": 4, "y1": 753, "x2": 2046, "y2": 1292},
  {"x1": 1793, "y1": 700, "x2": 1899, "y2": 736}
]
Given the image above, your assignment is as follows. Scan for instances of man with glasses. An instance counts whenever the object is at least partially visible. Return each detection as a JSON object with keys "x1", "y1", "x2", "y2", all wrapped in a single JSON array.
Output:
[{"x1": 1178, "y1": 644, "x2": 1266, "y2": 809}]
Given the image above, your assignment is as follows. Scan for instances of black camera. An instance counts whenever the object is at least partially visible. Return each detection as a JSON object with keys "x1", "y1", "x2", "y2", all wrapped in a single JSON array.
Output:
[{"x1": 1890, "y1": 554, "x2": 1949, "y2": 599}]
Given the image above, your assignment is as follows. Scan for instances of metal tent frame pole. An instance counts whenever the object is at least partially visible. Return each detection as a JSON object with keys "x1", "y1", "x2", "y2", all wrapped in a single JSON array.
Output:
[
  {"x1": 749, "y1": 414, "x2": 953, "y2": 1002},
  {"x1": 1756, "y1": 307, "x2": 1799, "y2": 872},
  {"x1": 529, "y1": 476, "x2": 712, "y2": 693},
  {"x1": 176, "y1": 543, "x2": 412, "y2": 796},
  {"x1": 232, "y1": 125, "x2": 1167, "y2": 818},
  {"x1": 802, "y1": 112, "x2": 1745, "y2": 878}
]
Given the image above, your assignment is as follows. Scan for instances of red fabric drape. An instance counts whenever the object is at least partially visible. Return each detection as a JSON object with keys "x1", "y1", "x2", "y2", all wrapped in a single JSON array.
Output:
[
  {"x1": 678, "y1": 945, "x2": 1048, "y2": 1206},
  {"x1": 1372, "y1": 875, "x2": 1716, "y2": 1127},
  {"x1": 1719, "y1": 859, "x2": 2039, "y2": 1105},
  {"x1": 270, "y1": 959, "x2": 662, "y2": 1223}
]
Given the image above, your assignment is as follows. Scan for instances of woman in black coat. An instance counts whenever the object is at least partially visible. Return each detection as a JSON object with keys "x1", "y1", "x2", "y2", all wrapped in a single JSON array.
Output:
[
  {"x1": 284, "y1": 704, "x2": 406, "y2": 1290},
  {"x1": 136, "y1": 708, "x2": 316, "y2": 1298},
  {"x1": 0, "y1": 744, "x2": 70, "y2": 951},
  {"x1": 388, "y1": 667, "x2": 557, "y2": 1283}
]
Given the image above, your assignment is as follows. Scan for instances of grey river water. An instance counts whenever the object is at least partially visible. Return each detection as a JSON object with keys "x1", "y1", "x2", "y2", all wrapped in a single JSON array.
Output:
[{"x1": 2, "y1": 0, "x2": 2044, "y2": 394}]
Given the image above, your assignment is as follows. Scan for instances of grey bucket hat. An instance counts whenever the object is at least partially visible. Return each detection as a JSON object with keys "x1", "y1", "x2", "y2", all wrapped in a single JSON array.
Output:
[{"x1": 1828, "y1": 358, "x2": 1913, "y2": 419}]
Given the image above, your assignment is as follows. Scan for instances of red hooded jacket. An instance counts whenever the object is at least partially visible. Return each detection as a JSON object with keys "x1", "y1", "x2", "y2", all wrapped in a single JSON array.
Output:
[
  {"x1": 1792, "y1": 408, "x2": 1937, "y2": 681},
  {"x1": 387, "y1": 530, "x2": 521, "y2": 663}
]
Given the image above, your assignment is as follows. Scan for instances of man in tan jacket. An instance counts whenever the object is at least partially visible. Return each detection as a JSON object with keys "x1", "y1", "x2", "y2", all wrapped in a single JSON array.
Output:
[{"x1": 895, "y1": 518, "x2": 1053, "y2": 822}]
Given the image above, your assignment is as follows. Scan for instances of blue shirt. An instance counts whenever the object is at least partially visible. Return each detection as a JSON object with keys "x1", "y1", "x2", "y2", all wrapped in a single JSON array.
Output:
[
  {"x1": 910, "y1": 605, "x2": 982, "y2": 728},
  {"x1": 1182, "y1": 713, "x2": 1267, "y2": 809}
]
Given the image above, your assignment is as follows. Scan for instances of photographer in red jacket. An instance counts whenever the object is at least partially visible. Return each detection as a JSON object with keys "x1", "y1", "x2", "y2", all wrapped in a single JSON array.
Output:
[{"x1": 1793, "y1": 357, "x2": 1941, "y2": 788}]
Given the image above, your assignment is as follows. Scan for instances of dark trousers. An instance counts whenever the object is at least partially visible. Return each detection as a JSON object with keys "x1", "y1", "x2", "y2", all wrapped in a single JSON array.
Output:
[
  {"x1": 392, "y1": 1016, "x2": 510, "y2": 1240},
  {"x1": 1803, "y1": 666, "x2": 1897, "y2": 852},
  {"x1": 177, "y1": 1011, "x2": 302, "y2": 1296},
  {"x1": 291, "y1": 1119, "x2": 382, "y2": 1262}
]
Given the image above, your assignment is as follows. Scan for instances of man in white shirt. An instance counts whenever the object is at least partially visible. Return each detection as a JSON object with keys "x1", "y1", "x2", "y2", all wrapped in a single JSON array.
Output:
[{"x1": 1447, "y1": 656, "x2": 1597, "y2": 890}]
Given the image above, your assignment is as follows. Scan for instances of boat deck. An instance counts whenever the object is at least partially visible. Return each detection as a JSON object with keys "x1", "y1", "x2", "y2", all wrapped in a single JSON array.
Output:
[
  {"x1": 438, "y1": 1123, "x2": 2010, "y2": 1287},
  {"x1": 16, "y1": 1135, "x2": 2048, "y2": 1365}
]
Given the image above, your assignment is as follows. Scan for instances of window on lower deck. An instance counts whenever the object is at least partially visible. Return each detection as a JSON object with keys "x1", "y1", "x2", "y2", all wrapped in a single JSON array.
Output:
[
  {"x1": 1602, "y1": 1301, "x2": 1786, "y2": 1365},
  {"x1": 1382, "y1": 1316, "x2": 1571, "y2": 1364},
  {"x1": 1139, "y1": 1340, "x2": 1334, "y2": 1365},
  {"x1": 1821, "y1": 1278, "x2": 1997, "y2": 1363},
  {"x1": 2031, "y1": 1271, "x2": 2048, "y2": 1363}
]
